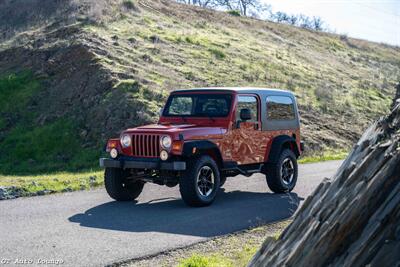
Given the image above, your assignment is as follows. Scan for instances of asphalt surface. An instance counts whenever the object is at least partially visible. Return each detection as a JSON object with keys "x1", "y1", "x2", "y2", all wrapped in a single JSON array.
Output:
[{"x1": 0, "y1": 160, "x2": 342, "y2": 267}]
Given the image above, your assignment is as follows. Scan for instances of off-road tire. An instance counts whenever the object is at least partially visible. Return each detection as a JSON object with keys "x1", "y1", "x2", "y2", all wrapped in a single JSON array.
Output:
[
  {"x1": 266, "y1": 149, "x2": 298, "y2": 193},
  {"x1": 179, "y1": 156, "x2": 220, "y2": 207},
  {"x1": 105, "y1": 168, "x2": 144, "y2": 201}
]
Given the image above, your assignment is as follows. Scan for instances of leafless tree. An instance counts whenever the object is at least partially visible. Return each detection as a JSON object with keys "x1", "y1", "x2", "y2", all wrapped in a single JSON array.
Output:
[
  {"x1": 273, "y1": 11, "x2": 290, "y2": 23},
  {"x1": 236, "y1": 0, "x2": 261, "y2": 16},
  {"x1": 176, "y1": 0, "x2": 218, "y2": 8},
  {"x1": 214, "y1": 0, "x2": 235, "y2": 10},
  {"x1": 175, "y1": 0, "x2": 327, "y2": 31},
  {"x1": 312, "y1": 16, "x2": 324, "y2": 31},
  {"x1": 178, "y1": 0, "x2": 264, "y2": 16},
  {"x1": 288, "y1": 15, "x2": 298, "y2": 25}
]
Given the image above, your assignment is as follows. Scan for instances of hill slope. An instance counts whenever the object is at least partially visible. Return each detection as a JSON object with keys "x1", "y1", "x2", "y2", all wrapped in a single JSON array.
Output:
[{"x1": 0, "y1": 0, "x2": 399, "y2": 174}]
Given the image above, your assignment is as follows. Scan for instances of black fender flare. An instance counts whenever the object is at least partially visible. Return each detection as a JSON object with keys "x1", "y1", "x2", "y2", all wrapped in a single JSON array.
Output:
[
  {"x1": 182, "y1": 140, "x2": 223, "y2": 168},
  {"x1": 267, "y1": 135, "x2": 300, "y2": 164}
]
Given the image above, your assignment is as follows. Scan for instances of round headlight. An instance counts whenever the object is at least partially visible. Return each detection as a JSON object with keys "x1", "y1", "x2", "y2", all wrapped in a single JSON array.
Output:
[
  {"x1": 160, "y1": 150, "x2": 169, "y2": 161},
  {"x1": 110, "y1": 148, "x2": 118, "y2": 159},
  {"x1": 120, "y1": 134, "x2": 131, "y2": 148},
  {"x1": 160, "y1": 135, "x2": 172, "y2": 150}
]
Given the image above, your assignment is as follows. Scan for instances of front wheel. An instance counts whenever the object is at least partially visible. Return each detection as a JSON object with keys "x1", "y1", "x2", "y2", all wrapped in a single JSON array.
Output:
[
  {"x1": 266, "y1": 149, "x2": 298, "y2": 193},
  {"x1": 179, "y1": 156, "x2": 220, "y2": 207},
  {"x1": 104, "y1": 168, "x2": 144, "y2": 201}
]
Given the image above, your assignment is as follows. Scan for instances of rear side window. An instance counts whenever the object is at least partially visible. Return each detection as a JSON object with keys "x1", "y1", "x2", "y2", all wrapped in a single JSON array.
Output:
[{"x1": 266, "y1": 96, "x2": 296, "y2": 120}]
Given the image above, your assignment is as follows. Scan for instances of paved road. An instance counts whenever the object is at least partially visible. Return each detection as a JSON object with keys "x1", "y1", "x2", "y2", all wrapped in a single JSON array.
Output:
[{"x1": 0, "y1": 160, "x2": 342, "y2": 267}]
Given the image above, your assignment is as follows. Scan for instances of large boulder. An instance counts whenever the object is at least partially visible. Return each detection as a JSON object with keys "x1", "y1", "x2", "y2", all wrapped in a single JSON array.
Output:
[{"x1": 249, "y1": 87, "x2": 400, "y2": 266}]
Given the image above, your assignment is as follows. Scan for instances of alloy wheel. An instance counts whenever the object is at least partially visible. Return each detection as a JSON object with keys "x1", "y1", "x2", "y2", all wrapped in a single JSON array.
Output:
[
  {"x1": 196, "y1": 166, "x2": 215, "y2": 197},
  {"x1": 281, "y1": 158, "x2": 295, "y2": 185}
]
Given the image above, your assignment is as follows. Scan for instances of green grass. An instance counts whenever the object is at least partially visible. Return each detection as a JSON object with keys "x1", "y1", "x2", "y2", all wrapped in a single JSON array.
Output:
[
  {"x1": 0, "y1": 119, "x2": 101, "y2": 174},
  {"x1": 0, "y1": 170, "x2": 103, "y2": 195},
  {"x1": 0, "y1": 72, "x2": 104, "y2": 194},
  {"x1": 0, "y1": 72, "x2": 102, "y2": 175},
  {"x1": 178, "y1": 254, "x2": 233, "y2": 267},
  {"x1": 178, "y1": 245, "x2": 258, "y2": 267},
  {"x1": 299, "y1": 149, "x2": 349, "y2": 164},
  {"x1": 0, "y1": 72, "x2": 40, "y2": 112},
  {"x1": 177, "y1": 223, "x2": 289, "y2": 267}
]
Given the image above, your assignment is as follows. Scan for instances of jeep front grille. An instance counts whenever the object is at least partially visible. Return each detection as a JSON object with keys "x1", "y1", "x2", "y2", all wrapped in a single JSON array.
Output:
[{"x1": 131, "y1": 134, "x2": 160, "y2": 158}]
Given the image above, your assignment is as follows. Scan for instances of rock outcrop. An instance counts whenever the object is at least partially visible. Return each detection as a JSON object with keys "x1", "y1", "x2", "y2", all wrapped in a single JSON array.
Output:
[{"x1": 249, "y1": 89, "x2": 400, "y2": 266}]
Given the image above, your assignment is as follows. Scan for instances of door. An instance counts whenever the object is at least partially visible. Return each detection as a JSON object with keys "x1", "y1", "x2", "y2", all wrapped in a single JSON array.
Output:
[{"x1": 229, "y1": 95, "x2": 264, "y2": 165}]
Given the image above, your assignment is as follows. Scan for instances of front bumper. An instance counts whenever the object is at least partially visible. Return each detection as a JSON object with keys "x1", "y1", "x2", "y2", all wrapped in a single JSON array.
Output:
[{"x1": 99, "y1": 158, "x2": 186, "y2": 171}]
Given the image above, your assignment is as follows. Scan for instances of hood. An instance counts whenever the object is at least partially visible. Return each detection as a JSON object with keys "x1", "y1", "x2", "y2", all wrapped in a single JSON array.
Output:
[
  {"x1": 134, "y1": 124, "x2": 197, "y2": 130},
  {"x1": 124, "y1": 123, "x2": 226, "y2": 140},
  {"x1": 125, "y1": 124, "x2": 197, "y2": 133}
]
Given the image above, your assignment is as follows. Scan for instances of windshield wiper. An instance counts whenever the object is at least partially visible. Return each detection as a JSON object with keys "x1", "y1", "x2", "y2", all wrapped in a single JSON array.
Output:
[{"x1": 198, "y1": 113, "x2": 215, "y2": 122}]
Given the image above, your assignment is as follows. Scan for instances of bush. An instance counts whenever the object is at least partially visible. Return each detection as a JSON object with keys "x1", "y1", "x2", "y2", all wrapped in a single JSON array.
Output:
[
  {"x1": 122, "y1": 0, "x2": 136, "y2": 10},
  {"x1": 227, "y1": 10, "x2": 241, "y2": 17},
  {"x1": 208, "y1": 48, "x2": 226, "y2": 59}
]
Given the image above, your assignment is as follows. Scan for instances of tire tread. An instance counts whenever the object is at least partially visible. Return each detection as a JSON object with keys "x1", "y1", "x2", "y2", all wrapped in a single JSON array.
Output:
[{"x1": 105, "y1": 168, "x2": 144, "y2": 201}]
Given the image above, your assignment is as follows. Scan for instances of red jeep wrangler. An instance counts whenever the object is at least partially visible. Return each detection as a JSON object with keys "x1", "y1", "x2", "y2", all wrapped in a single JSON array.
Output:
[{"x1": 100, "y1": 88, "x2": 303, "y2": 207}]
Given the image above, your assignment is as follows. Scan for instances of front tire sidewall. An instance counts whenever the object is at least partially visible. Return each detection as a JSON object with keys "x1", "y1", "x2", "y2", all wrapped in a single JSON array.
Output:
[{"x1": 179, "y1": 156, "x2": 220, "y2": 207}]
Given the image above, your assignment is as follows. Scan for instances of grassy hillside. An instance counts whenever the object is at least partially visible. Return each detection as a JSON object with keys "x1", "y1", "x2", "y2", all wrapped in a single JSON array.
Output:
[{"x1": 0, "y1": 0, "x2": 399, "y2": 175}]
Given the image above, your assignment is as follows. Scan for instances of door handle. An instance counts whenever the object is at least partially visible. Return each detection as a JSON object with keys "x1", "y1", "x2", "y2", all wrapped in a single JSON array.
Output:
[{"x1": 254, "y1": 122, "x2": 259, "y2": 130}]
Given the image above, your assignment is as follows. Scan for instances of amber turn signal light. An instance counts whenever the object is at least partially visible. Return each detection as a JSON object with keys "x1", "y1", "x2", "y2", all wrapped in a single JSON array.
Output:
[
  {"x1": 171, "y1": 141, "x2": 183, "y2": 154},
  {"x1": 106, "y1": 140, "x2": 118, "y2": 152}
]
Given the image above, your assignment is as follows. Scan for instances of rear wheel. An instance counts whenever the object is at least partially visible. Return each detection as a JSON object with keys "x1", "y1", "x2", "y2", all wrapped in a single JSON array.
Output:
[
  {"x1": 104, "y1": 168, "x2": 144, "y2": 201},
  {"x1": 179, "y1": 156, "x2": 220, "y2": 207},
  {"x1": 266, "y1": 149, "x2": 298, "y2": 193}
]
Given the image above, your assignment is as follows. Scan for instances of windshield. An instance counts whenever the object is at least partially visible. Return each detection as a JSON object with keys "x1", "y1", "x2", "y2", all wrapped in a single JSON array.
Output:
[{"x1": 163, "y1": 93, "x2": 232, "y2": 117}]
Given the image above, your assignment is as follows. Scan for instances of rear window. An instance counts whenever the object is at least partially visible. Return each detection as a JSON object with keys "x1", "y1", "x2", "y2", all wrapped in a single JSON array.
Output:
[{"x1": 266, "y1": 96, "x2": 296, "y2": 120}]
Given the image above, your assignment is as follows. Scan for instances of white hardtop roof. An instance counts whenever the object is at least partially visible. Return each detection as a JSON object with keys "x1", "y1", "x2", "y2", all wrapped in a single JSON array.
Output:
[{"x1": 171, "y1": 87, "x2": 294, "y2": 96}]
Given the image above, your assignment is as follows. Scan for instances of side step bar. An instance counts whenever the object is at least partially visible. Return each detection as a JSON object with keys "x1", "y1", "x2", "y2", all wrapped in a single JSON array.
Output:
[{"x1": 222, "y1": 163, "x2": 264, "y2": 177}]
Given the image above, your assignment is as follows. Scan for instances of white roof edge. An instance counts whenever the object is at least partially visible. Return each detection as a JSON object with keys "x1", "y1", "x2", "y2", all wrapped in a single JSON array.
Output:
[{"x1": 172, "y1": 87, "x2": 293, "y2": 94}]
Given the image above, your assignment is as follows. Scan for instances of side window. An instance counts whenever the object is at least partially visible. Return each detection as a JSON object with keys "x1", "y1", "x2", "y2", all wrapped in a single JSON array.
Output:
[
  {"x1": 266, "y1": 96, "x2": 296, "y2": 120},
  {"x1": 236, "y1": 95, "x2": 258, "y2": 122}
]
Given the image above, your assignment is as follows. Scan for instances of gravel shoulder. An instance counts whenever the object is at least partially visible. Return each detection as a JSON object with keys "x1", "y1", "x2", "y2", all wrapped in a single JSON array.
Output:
[{"x1": 116, "y1": 220, "x2": 291, "y2": 267}]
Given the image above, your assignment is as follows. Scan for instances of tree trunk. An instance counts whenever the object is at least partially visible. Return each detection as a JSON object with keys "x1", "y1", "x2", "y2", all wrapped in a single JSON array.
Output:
[{"x1": 249, "y1": 88, "x2": 400, "y2": 267}]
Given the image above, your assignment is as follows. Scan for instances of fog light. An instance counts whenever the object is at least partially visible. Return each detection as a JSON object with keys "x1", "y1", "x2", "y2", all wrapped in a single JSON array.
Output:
[
  {"x1": 160, "y1": 150, "x2": 169, "y2": 161},
  {"x1": 110, "y1": 148, "x2": 118, "y2": 159}
]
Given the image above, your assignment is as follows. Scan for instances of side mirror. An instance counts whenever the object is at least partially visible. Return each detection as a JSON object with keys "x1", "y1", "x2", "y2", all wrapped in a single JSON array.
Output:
[
  {"x1": 240, "y1": 108, "x2": 252, "y2": 121},
  {"x1": 159, "y1": 107, "x2": 164, "y2": 117}
]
